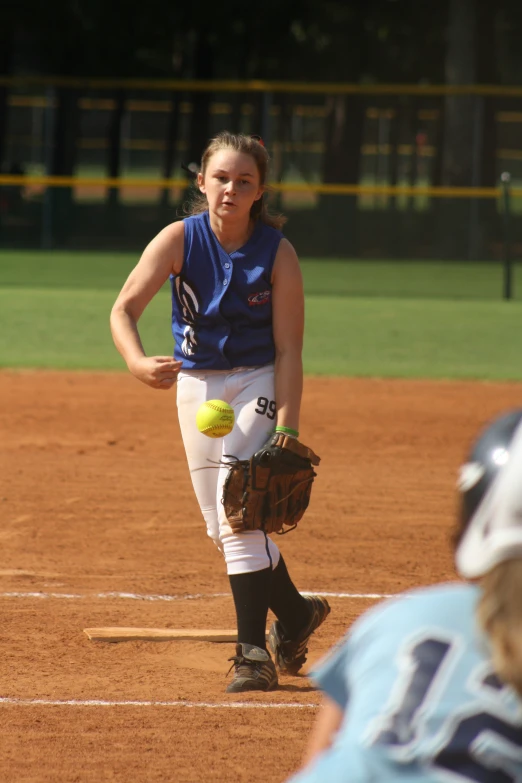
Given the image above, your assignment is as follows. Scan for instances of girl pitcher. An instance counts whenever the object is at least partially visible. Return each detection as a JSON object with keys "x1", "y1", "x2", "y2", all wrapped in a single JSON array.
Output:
[{"x1": 110, "y1": 132, "x2": 330, "y2": 693}]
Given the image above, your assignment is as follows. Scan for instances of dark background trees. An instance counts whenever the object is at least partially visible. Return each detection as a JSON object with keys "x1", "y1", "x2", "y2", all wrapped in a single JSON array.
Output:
[{"x1": 4, "y1": 0, "x2": 520, "y2": 86}]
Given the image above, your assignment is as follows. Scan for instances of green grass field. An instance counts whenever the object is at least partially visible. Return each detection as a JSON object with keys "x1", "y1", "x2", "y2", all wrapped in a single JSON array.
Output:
[{"x1": 1, "y1": 251, "x2": 521, "y2": 380}]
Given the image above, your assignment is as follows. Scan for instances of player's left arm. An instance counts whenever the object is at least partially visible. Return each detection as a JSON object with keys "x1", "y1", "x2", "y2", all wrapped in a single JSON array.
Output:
[
  {"x1": 271, "y1": 238, "x2": 304, "y2": 432},
  {"x1": 299, "y1": 695, "x2": 344, "y2": 771}
]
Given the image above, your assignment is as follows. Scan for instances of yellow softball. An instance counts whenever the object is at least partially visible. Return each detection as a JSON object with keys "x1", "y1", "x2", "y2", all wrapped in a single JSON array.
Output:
[{"x1": 196, "y1": 399, "x2": 235, "y2": 438}]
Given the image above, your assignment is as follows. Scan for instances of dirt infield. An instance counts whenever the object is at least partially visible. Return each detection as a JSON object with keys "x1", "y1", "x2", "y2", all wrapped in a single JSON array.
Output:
[{"x1": 2, "y1": 370, "x2": 522, "y2": 782}]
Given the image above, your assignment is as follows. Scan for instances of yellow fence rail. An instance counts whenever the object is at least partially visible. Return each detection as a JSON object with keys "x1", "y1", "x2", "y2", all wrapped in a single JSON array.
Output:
[
  {"x1": 0, "y1": 174, "x2": 519, "y2": 199},
  {"x1": 2, "y1": 76, "x2": 522, "y2": 97}
]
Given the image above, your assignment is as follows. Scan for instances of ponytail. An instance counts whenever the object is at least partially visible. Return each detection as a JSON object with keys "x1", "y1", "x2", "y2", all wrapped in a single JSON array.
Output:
[
  {"x1": 249, "y1": 191, "x2": 286, "y2": 230},
  {"x1": 477, "y1": 559, "x2": 522, "y2": 697}
]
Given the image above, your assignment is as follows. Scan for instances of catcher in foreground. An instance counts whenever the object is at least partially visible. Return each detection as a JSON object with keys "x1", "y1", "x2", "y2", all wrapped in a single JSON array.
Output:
[{"x1": 222, "y1": 430, "x2": 321, "y2": 535}]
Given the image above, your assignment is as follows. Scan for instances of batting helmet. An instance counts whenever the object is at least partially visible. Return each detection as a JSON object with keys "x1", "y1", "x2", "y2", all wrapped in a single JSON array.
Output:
[{"x1": 455, "y1": 409, "x2": 522, "y2": 578}]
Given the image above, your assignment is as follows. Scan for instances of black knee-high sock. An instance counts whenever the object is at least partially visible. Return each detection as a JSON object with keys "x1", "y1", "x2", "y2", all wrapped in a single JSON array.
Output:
[
  {"x1": 229, "y1": 567, "x2": 272, "y2": 650},
  {"x1": 269, "y1": 556, "x2": 311, "y2": 638}
]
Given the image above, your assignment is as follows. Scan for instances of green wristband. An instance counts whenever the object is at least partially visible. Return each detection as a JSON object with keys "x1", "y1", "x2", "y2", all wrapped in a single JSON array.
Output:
[{"x1": 275, "y1": 425, "x2": 299, "y2": 438}]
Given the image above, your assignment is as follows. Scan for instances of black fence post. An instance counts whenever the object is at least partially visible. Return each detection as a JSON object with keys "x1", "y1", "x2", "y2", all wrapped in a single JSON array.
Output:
[
  {"x1": 42, "y1": 86, "x2": 57, "y2": 249},
  {"x1": 161, "y1": 92, "x2": 180, "y2": 209},
  {"x1": 501, "y1": 171, "x2": 513, "y2": 301},
  {"x1": 107, "y1": 90, "x2": 126, "y2": 211}
]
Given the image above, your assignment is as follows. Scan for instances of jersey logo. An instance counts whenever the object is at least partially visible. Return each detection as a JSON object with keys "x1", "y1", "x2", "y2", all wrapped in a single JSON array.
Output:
[
  {"x1": 248, "y1": 290, "x2": 271, "y2": 307},
  {"x1": 175, "y1": 277, "x2": 200, "y2": 357}
]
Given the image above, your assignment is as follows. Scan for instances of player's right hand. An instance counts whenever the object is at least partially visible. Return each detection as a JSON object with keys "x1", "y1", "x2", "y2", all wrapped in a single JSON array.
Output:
[{"x1": 129, "y1": 356, "x2": 182, "y2": 390}]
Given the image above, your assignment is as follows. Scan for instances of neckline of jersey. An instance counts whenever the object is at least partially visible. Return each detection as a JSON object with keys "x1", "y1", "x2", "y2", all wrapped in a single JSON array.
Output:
[{"x1": 204, "y1": 211, "x2": 261, "y2": 259}]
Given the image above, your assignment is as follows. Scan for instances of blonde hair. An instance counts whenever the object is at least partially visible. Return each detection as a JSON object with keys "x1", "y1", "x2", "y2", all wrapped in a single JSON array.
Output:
[
  {"x1": 477, "y1": 559, "x2": 522, "y2": 696},
  {"x1": 185, "y1": 131, "x2": 286, "y2": 231}
]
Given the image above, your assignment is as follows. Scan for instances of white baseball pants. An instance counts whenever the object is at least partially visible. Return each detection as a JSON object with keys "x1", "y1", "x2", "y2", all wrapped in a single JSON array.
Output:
[{"x1": 176, "y1": 364, "x2": 281, "y2": 575}]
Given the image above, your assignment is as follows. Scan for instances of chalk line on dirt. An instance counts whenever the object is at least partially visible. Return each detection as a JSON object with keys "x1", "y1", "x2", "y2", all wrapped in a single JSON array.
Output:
[
  {"x1": 0, "y1": 696, "x2": 318, "y2": 709},
  {"x1": 0, "y1": 590, "x2": 392, "y2": 601}
]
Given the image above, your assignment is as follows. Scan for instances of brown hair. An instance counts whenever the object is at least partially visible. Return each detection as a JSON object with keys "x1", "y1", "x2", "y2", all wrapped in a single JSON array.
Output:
[
  {"x1": 185, "y1": 131, "x2": 286, "y2": 231},
  {"x1": 477, "y1": 559, "x2": 522, "y2": 696}
]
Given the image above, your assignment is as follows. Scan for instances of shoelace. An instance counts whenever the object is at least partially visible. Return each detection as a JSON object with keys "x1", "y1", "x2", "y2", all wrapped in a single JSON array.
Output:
[
  {"x1": 226, "y1": 654, "x2": 241, "y2": 678},
  {"x1": 226, "y1": 653, "x2": 260, "y2": 679}
]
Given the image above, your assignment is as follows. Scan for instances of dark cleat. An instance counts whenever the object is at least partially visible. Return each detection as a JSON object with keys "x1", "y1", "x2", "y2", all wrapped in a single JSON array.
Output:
[
  {"x1": 268, "y1": 595, "x2": 331, "y2": 675},
  {"x1": 226, "y1": 643, "x2": 278, "y2": 693}
]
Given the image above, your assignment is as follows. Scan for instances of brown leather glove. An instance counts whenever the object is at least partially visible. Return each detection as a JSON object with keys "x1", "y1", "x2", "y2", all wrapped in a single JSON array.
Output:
[{"x1": 222, "y1": 432, "x2": 320, "y2": 535}]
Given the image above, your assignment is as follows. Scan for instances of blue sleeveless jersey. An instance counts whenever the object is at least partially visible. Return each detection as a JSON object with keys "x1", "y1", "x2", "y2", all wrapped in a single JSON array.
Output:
[
  {"x1": 290, "y1": 583, "x2": 522, "y2": 783},
  {"x1": 170, "y1": 212, "x2": 283, "y2": 370}
]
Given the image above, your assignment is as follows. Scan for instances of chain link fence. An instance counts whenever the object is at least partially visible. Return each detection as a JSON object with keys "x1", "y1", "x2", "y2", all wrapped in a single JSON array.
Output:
[{"x1": 0, "y1": 77, "x2": 521, "y2": 268}]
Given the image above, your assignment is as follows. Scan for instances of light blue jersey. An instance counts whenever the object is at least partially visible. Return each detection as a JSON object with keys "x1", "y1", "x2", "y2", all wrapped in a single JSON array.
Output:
[
  {"x1": 170, "y1": 212, "x2": 283, "y2": 370},
  {"x1": 290, "y1": 583, "x2": 522, "y2": 782}
]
